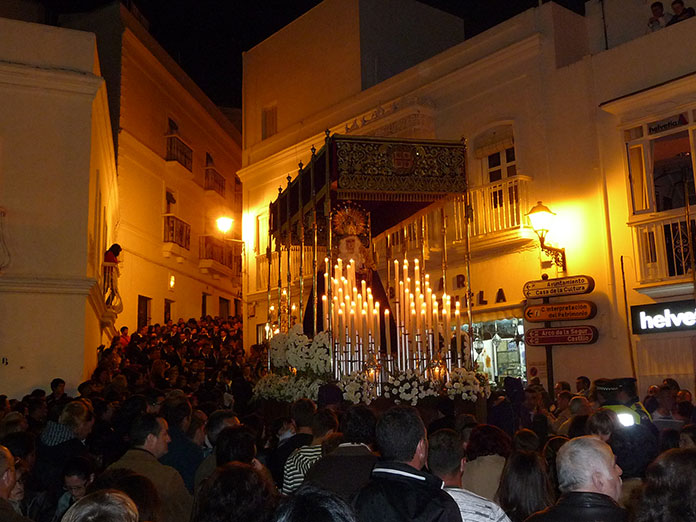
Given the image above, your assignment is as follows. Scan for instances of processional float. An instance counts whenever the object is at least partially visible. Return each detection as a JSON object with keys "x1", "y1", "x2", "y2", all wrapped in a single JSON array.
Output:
[{"x1": 265, "y1": 132, "x2": 473, "y2": 382}]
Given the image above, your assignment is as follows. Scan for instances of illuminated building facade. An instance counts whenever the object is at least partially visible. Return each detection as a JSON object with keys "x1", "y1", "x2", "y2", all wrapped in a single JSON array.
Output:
[{"x1": 240, "y1": 0, "x2": 696, "y2": 391}]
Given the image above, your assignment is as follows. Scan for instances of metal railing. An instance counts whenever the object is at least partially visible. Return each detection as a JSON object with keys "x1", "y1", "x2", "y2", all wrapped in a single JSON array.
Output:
[
  {"x1": 634, "y1": 212, "x2": 696, "y2": 283},
  {"x1": 199, "y1": 235, "x2": 242, "y2": 277},
  {"x1": 204, "y1": 167, "x2": 226, "y2": 197},
  {"x1": 163, "y1": 214, "x2": 191, "y2": 249},
  {"x1": 456, "y1": 175, "x2": 531, "y2": 239},
  {"x1": 256, "y1": 246, "x2": 327, "y2": 291},
  {"x1": 166, "y1": 135, "x2": 193, "y2": 171}
]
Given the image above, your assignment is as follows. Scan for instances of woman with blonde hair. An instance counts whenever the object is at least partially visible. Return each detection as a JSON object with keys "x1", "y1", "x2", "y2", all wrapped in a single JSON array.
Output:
[{"x1": 62, "y1": 489, "x2": 138, "y2": 522}]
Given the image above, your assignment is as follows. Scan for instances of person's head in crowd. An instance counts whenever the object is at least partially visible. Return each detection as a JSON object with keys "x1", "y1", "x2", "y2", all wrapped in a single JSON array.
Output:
[
  {"x1": 651, "y1": 1, "x2": 666, "y2": 16},
  {"x1": 576, "y1": 376, "x2": 591, "y2": 394},
  {"x1": 77, "y1": 381, "x2": 94, "y2": 398},
  {"x1": 496, "y1": 450, "x2": 554, "y2": 522},
  {"x1": 376, "y1": 406, "x2": 427, "y2": 467},
  {"x1": 311, "y1": 408, "x2": 339, "y2": 444},
  {"x1": 90, "y1": 468, "x2": 162, "y2": 522},
  {"x1": 427, "y1": 428, "x2": 465, "y2": 484},
  {"x1": 466, "y1": 424, "x2": 512, "y2": 461},
  {"x1": 130, "y1": 414, "x2": 171, "y2": 458},
  {"x1": 567, "y1": 415, "x2": 590, "y2": 439},
  {"x1": 587, "y1": 409, "x2": 618, "y2": 442},
  {"x1": 680, "y1": 424, "x2": 696, "y2": 448},
  {"x1": 50, "y1": 378, "x2": 66, "y2": 397},
  {"x1": 206, "y1": 410, "x2": 240, "y2": 447},
  {"x1": 633, "y1": 448, "x2": 696, "y2": 522},
  {"x1": 274, "y1": 484, "x2": 357, "y2": 522},
  {"x1": 193, "y1": 462, "x2": 278, "y2": 522},
  {"x1": 62, "y1": 489, "x2": 138, "y2": 522},
  {"x1": 554, "y1": 381, "x2": 571, "y2": 399},
  {"x1": 523, "y1": 387, "x2": 540, "y2": 411},
  {"x1": 187, "y1": 410, "x2": 208, "y2": 446},
  {"x1": 671, "y1": 0, "x2": 687, "y2": 15},
  {"x1": 63, "y1": 456, "x2": 96, "y2": 504},
  {"x1": 0, "y1": 412, "x2": 28, "y2": 438},
  {"x1": 657, "y1": 384, "x2": 676, "y2": 412},
  {"x1": 556, "y1": 436, "x2": 622, "y2": 501},
  {"x1": 291, "y1": 398, "x2": 316, "y2": 432},
  {"x1": 26, "y1": 397, "x2": 48, "y2": 424},
  {"x1": 593, "y1": 379, "x2": 620, "y2": 406},
  {"x1": 677, "y1": 389, "x2": 692, "y2": 403},
  {"x1": 543, "y1": 436, "x2": 569, "y2": 495},
  {"x1": 159, "y1": 396, "x2": 192, "y2": 432},
  {"x1": 321, "y1": 432, "x2": 344, "y2": 456},
  {"x1": 59, "y1": 399, "x2": 95, "y2": 440},
  {"x1": 0, "y1": 431, "x2": 36, "y2": 472},
  {"x1": 340, "y1": 405, "x2": 376, "y2": 446},
  {"x1": 317, "y1": 383, "x2": 343, "y2": 411},
  {"x1": 216, "y1": 425, "x2": 257, "y2": 466},
  {"x1": 615, "y1": 377, "x2": 639, "y2": 404},
  {"x1": 0, "y1": 445, "x2": 17, "y2": 500},
  {"x1": 663, "y1": 378, "x2": 681, "y2": 393},
  {"x1": 454, "y1": 414, "x2": 478, "y2": 447},
  {"x1": 556, "y1": 391, "x2": 573, "y2": 413},
  {"x1": 513, "y1": 428, "x2": 540, "y2": 452},
  {"x1": 675, "y1": 399, "x2": 693, "y2": 421},
  {"x1": 568, "y1": 396, "x2": 591, "y2": 416}
]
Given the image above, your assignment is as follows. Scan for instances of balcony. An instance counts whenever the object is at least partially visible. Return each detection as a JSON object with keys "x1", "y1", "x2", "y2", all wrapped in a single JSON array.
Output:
[
  {"x1": 163, "y1": 214, "x2": 191, "y2": 261},
  {"x1": 256, "y1": 246, "x2": 326, "y2": 292},
  {"x1": 199, "y1": 235, "x2": 242, "y2": 280},
  {"x1": 205, "y1": 167, "x2": 226, "y2": 198},
  {"x1": 633, "y1": 211, "x2": 696, "y2": 297},
  {"x1": 165, "y1": 134, "x2": 193, "y2": 176}
]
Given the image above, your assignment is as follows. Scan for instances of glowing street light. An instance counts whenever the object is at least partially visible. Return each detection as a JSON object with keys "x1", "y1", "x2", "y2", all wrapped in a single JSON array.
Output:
[
  {"x1": 526, "y1": 201, "x2": 566, "y2": 271},
  {"x1": 216, "y1": 216, "x2": 233, "y2": 234}
]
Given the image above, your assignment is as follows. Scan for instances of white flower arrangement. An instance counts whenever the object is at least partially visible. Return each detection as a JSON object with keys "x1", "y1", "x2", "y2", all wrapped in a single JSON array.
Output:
[
  {"x1": 444, "y1": 368, "x2": 485, "y2": 402},
  {"x1": 383, "y1": 369, "x2": 438, "y2": 406},
  {"x1": 269, "y1": 332, "x2": 289, "y2": 369},
  {"x1": 278, "y1": 325, "x2": 332, "y2": 378},
  {"x1": 253, "y1": 372, "x2": 323, "y2": 402},
  {"x1": 339, "y1": 371, "x2": 374, "y2": 405}
]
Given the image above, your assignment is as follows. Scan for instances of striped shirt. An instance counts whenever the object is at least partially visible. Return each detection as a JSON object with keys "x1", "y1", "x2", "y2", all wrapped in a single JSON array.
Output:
[
  {"x1": 445, "y1": 486, "x2": 511, "y2": 522},
  {"x1": 282, "y1": 444, "x2": 323, "y2": 494}
]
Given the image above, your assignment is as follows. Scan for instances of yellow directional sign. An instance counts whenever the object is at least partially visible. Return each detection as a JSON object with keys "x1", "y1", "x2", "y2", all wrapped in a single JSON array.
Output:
[
  {"x1": 524, "y1": 301, "x2": 597, "y2": 323},
  {"x1": 523, "y1": 275, "x2": 595, "y2": 299}
]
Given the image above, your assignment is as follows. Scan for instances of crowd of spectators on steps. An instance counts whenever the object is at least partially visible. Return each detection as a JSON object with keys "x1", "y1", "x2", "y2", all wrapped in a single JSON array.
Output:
[{"x1": 1, "y1": 315, "x2": 696, "y2": 521}]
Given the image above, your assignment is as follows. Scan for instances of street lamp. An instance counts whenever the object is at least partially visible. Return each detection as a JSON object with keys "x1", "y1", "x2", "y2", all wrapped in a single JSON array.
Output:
[
  {"x1": 526, "y1": 201, "x2": 566, "y2": 271},
  {"x1": 216, "y1": 216, "x2": 233, "y2": 235}
]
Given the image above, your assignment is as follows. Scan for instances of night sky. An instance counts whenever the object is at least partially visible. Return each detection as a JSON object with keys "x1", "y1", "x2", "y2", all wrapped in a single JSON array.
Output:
[{"x1": 46, "y1": 0, "x2": 584, "y2": 108}]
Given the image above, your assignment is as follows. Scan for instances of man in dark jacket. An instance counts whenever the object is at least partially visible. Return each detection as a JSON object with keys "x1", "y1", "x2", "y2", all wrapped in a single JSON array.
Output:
[
  {"x1": 526, "y1": 436, "x2": 625, "y2": 522},
  {"x1": 353, "y1": 406, "x2": 461, "y2": 522}
]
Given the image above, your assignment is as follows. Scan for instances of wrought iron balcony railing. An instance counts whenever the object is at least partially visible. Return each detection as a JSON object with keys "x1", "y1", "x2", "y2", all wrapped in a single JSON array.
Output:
[
  {"x1": 165, "y1": 134, "x2": 193, "y2": 171},
  {"x1": 204, "y1": 167, "x2": 226, "y2": 197},
  {"x1": 163, "y1": 214, "x2": 191, "y2": 250},
  {"x1": 199, "y1": 235, "x2": 242, "y2": 277}
]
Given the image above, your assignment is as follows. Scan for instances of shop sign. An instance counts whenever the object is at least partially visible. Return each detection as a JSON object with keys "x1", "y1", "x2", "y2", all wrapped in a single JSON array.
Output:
[
  {"x1": 523, "y1": 275, "x2": 595, "y2": 299},
  {"x1": 647, "y1": 113, "x2": 688, "y2": 135},
  {"x1": 524, "y1": 301, "x2": 596, "y2": 322},
  {"x1": 630, "y1": 299, "x2": 696, "y2": 334},
  {"x1": 525, "y1": 326, "x2": 599, "y2": 346}
]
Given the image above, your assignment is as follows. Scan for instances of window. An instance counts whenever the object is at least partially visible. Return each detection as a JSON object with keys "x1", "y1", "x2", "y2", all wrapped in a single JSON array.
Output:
[
  {"x1": 262, "y1": 105, "x2": 277, "y2": 140},
  {"x1": 256, "y1": 213, "x2": 268, "y2": 254},
  {"x1": 137, "y1": 295, "x2": 151, "y2": 329},
  {"x1": 164, "y1": 299, "x2": 174, "y2": 323},
  {"x1": 625, "y1": 113, "x2": 695, "y2": 215},
  {"x1": 219, "y1": 297, "x2": 230, "y2": 319},
  {"x1": 486, "y1": 147, "x2": 517, "y2": 183}
]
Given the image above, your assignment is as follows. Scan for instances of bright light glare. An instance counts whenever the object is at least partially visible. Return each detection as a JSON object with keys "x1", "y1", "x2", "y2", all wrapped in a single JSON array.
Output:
[
  {"x1": 216, "y1": 216, "x2": 233, "y2": 234},
  {"x1": 617, "y1": 413, "x2": 635, "y2": 427}
]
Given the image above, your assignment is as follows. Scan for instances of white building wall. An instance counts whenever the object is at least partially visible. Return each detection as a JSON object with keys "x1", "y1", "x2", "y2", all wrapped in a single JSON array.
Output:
[{"x1": 0, "y1": 18, "x2": 118, "y2": 396}]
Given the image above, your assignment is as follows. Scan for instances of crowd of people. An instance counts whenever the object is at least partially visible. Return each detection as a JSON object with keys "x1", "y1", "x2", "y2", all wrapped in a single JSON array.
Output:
[
  {"x1": 648, "y1": 0, "x2": 695, "y2": 31},
  {"x1": 0, "y1": 315, "x2": 695, "y2": 522}
]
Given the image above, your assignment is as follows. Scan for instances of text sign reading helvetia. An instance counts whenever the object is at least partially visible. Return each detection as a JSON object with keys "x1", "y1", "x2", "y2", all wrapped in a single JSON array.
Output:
[{"x1": 631, "y1": 299, "x2": 696, "y2": 334}]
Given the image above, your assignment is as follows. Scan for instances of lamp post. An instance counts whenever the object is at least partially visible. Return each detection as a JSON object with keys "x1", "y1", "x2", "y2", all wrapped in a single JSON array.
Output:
[{"x1": 526, "y1": 201, "x2": 566, "y2": 271}]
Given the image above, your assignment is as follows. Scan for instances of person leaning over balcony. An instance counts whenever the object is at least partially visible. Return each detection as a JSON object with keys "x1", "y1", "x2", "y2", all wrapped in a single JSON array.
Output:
[
  {"x1": 648, "y1": 1, "x2": 673, "y2": 30},
  {"x1": 666, "y1": 0, "x2": 695, "y2": 24}
]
